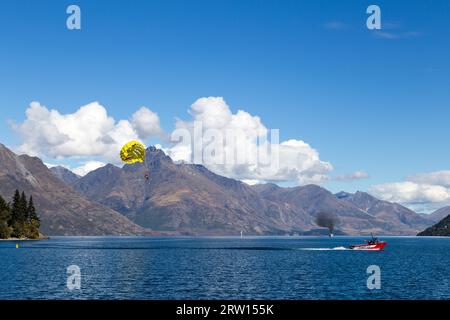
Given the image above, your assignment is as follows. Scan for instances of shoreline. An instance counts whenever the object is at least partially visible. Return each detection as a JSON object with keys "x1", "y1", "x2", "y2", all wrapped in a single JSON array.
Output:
[
  {"x1": 2, "y1": 235, "x2": 448, "y2": 239},
  {"x1": 0, "y1": 236, "x2": 50, "y2": 241}
]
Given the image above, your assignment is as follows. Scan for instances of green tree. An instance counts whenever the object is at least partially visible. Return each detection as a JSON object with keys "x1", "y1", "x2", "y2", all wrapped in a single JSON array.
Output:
[
  {"x1": 27, "y1": 196, "x2": 40, "y2": 239},
  {"x1": 10, "y1": 190, "x2": 21, "y2": 222},
  {"x1": 0, "y1": 195, "x2": 12, "y2": 239},
  {"x1": 8, "y1": 190, "x2": 41, "y2": 239},
  {"x1": 28, "y1": 196, "x2": 38, "y2": 223},
  {"x1": 10, "y1": 190, "x2": 24, "y2": 237},
  {"x1": 19, "y1": 191, "x2": 28, "y2": 222}
]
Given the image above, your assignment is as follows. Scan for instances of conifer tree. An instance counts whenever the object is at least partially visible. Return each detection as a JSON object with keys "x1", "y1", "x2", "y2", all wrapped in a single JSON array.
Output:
[
  {"x1": 10, "y1": 190, "x2": 23, "y2": 237},
  {"x1": 11, "y1": 189, "x2": 21, "y2": 222},
  {"x1": 20, "y1": 191, "x2": 28, "y2": 222},
  {"x1": 0, "y1": 195, "x2": 12, "y2": 239},
  {"x1": 4, "y1": 190, "x2": 41, "y2": 239},
  {"x1": 28, "y1": 196, "x2": 39, "y2": 223},
  {"x1": 27, "y1": 196, "x2": 40, "y2": 239}
]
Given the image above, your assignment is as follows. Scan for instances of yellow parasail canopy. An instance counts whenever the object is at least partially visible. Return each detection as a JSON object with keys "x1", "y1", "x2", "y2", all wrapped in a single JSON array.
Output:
[{"x1": 120, "y1": 140, "x2": 146, "y2": 164}]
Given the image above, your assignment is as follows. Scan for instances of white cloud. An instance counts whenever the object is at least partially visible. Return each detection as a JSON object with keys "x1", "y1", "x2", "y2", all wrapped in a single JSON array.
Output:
[
  {"x1": 13, "y1": 98, "x2": 343, "y2": 184},
  {"x1": 72, "y1": 161, "x2": 107, "y2": 176},
  {"x1": 131, "y1": 107, "x2": 163, "y2": 139},
  {"x1": 370, "y1": 182, "x2": 450, "y2": 204},
  {"x1": 276, "y1": 139, "x2": 333, "y2": 185},
  {"x1": 44, "y1": 161, "x2": 105, "y2": 177},
  {"x1": 13, "y1": 101, "x2": 162, "y2": 163},
  {"x1": 242, "y1": 179, "x2": 260, "y2": 186},
  {"x1": 370, "y1": 171, "x2": 450, "y2": 212},
  {"x1": 44, "y1": 162, "x2": 61, "y2": 169},
  {"x1": 407, "y1": 170, "x2": 450, "y2": 188},
  {"x1": 167, "y1": 97, "x2": 333, "y2": 185},
  {"x1": 335, "y1": 171, "x2": 369, "y2": 182}
]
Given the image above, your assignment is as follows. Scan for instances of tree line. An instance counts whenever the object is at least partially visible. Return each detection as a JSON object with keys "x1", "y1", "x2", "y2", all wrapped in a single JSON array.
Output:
[{"x1": 0, "y1": 190, "x2": 41, "y2": 239}]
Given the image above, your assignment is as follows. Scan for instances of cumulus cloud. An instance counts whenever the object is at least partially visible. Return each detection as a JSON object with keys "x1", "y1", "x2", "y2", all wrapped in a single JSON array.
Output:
[
  {"x1": 242, "y1": 179, "x2": 261, "y2": 186},
  {"x1": 276, "y1": 139, "x2": 333, "y2": 185},
  {"x1": 335, "y1": 171, "x2": 369, "y2": 182},
  {"x1": 72, "y1": 161, "x2": 107, "y2": 176},
  {"x1": 167, "y1": 97, "x2": 333, "y2": 185},
  {"x1": 13, "y1": 97, "x2": 344, "y2": 184},
  {"x1": 131, "y1": 107, "x2": 163, "y2": 139},
  {"x1": 370, "y1": 171, "x2": 450, "y2": 212},
  {"x1": 44, "y1": 162, "x2": 60, "y2": 169},
  {"x1": 406, "y1": 171, "x2": 450, "y2": 188},
  {"x1": 44, "y1": 161, "x2": 105, "y2": 177},
  {"x1": 13, "y1": 101, "x2": 162, "y2": 164}
]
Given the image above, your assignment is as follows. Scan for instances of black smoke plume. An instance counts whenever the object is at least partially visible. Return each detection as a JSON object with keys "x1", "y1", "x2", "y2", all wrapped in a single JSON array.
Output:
[{"x1": 315, "y1": 212, "x2": 339, "y2": 235}]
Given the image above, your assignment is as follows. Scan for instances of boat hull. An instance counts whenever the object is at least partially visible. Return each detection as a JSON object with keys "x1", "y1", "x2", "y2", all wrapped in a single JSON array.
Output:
[{"x1": 349, "y1": 242, "x2": 387, "y2": 251}]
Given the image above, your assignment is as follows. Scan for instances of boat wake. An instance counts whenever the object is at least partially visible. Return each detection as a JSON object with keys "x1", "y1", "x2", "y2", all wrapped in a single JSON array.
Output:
[{"x1": 300, "y1": 246, "x2": 349, "y2": 251}]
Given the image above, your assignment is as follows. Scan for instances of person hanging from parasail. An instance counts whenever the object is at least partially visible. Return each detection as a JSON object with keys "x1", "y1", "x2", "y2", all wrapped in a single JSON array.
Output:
[{"x1": 119, "y1": 140, "x2": 150, "y2": 181}]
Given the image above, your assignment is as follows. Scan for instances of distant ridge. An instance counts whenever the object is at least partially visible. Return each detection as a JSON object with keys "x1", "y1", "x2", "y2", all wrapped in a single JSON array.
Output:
[
  {"x1": 428, "y1": 206, "x2": 450, "y2": 223},
  {"x1": 418, "y1": 215, "x2": 450, "y2": 236},
  {"x1": 334, "y1": 190, "x2": 432, "y2": 233},
  {"x1": 50, "y1": 166, "x2": 81, "y2": 185}
]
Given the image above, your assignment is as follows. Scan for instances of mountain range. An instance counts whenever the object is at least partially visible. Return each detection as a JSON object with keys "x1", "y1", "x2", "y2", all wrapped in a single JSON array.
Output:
[
  {"x1": 0, "y1": 144, "x2": 440, "y2": 236},
  {"x1": 69, "y1": 146, "x2": 434, "y2": 235},
  {"x1": 0, "y1": 143, "x2": 145, "y2": 236}
]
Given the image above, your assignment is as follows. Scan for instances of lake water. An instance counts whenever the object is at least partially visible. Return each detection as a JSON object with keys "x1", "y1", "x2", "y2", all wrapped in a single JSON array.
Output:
[{"x1": 0, "y1": 236, "x2": 449, "y2": 300}]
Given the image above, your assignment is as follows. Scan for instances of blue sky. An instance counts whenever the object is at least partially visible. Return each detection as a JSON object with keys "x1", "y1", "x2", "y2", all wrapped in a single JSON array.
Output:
[{"x1": 1, "y1": 0, "x2": 450, "y2": 210}]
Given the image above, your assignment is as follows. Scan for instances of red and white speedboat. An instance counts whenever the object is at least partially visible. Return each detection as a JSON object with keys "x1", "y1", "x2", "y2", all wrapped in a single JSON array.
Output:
[{"x1": 349, "y1": 235, "x2": 387, "y2": 251}]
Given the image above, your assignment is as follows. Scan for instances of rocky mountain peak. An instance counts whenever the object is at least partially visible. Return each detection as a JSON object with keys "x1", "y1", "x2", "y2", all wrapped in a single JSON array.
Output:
[
  {"x1": 50, "y1": 166, "x2": 81, "y2": 185},
  {"x1": 335, "y1": 191, "x2": 352, "y2": 199},
  {"x1": 146, "y1": 146, "x2": 172, "y2": 164}
]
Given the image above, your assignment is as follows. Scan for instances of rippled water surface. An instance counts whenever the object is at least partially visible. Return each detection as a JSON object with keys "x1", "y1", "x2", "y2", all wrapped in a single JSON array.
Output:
[{"x1": 0, "y1": 236, "x2": 449, "y2": 299}]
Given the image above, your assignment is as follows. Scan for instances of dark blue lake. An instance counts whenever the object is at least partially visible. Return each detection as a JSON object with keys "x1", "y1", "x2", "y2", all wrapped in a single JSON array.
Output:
[{"x1": 0, "y1": 236, "x2": 449, "y2": 300}]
